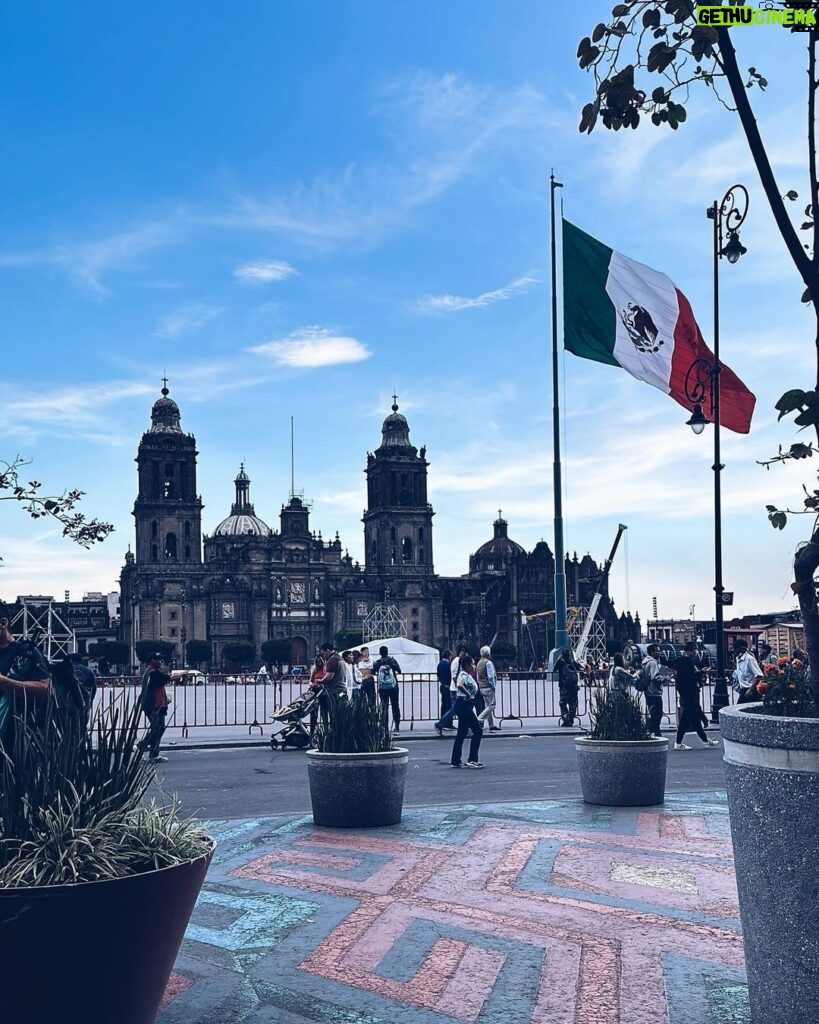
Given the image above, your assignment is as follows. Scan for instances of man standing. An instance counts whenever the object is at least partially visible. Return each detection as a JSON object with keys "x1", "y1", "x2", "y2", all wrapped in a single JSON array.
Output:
[
  {"x1": 434, "y1": 643, "x2": 467, "y2": 734},
  {"x1": 643, "y1": 643, "x2": 665, "y2": 738},
  {"x1": 555, "y1": 648, "x2": 580, "y2": 727},
  {"x1": 673, "y1": 642, "x2": 720, "y2": 750},
  {"x1": 373, "y1": 644, "x2": 402, "y2": 732},
  {"x1": 140, "y1": 653, "x2": 171, "y2": 763},
  {"x1": 0, "y1": 615, "x2": 51, "y2": 749},
  {"x1": 476, "y1": 645, "x2": 500, "y2": 731},
  {"x1": 318, "y1": 642, "x2": 347, "y2": 699},
  {"x1": 436, "y1": 649, "x2": 453, "y2": 722},
  {"x1": 734, "y1": 640, "x2": 763, "y2": 704}
]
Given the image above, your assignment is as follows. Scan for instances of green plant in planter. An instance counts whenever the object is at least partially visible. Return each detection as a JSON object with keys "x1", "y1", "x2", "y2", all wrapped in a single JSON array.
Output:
[
  {"x1": 314, "y1": 695, "x2": 393, "y2": 753},
  {"x1": 0, "y1": 697, "x2": 210, "y2": 888},
  {"x1": 588, "y1": 685, "x2": 651, "y2": 741}
]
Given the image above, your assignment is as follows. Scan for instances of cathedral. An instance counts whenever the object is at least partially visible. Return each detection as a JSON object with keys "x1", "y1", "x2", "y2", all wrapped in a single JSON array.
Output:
[{"x1": 119, "y1": 385, "x2": 638, "y2": 668}]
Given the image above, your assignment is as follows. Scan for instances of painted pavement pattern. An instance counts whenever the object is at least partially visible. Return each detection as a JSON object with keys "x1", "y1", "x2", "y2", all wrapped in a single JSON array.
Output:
[{"x1": 158, "y1": 794, "x2": 749, "y2": 1024}]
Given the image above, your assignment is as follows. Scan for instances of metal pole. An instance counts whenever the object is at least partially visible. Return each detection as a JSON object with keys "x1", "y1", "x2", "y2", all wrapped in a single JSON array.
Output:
[
  {"x1": 550, "y1": 172, "x2": 568, "y2": 655},
  {"x1": 710, "y1": 200, "x2": 728, "y2": 721}
]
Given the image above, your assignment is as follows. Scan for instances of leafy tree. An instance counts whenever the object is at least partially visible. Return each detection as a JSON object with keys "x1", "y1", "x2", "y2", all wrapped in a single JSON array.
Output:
[
  {"x1": 185, "y1": 639, "x2": 212, "y2": 668},
  {"x1": 221, "y1": 641, "x2": 256, "y2": 670},
  {"x1": 576, "y1": 1, "x2": 819, "y2": 684},
  {"x1": 88, "y1": 640, "x2": 130, "y2": 673},
  {"x1": 0, "y1": 455, "x2": 113, "y2": 564},
  {"x1": 335, "y1": 628, "x2": 363, "y2": 650},
  {"x1": 261, "y1": 638, "x2": 291, "y2": 668},
  {"x1": 135, "y1": 640, "x2": 174, "y2": 665}
]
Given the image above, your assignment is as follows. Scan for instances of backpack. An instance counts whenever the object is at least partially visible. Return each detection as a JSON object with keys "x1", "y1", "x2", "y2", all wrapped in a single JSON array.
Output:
[{"x1": 377, "y1": 661, "x2": 396, "y2": 690}]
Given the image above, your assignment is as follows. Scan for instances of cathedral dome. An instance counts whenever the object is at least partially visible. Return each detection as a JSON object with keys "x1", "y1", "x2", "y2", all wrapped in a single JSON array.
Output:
[
  {"x1": 150, "y1": 381, "x2": 182, "y2": 433},
  {"x1": 213, "y1": 464, "x2": 271, "y2": 537},
  {"x1": 380, "y1": 397, "x2": 411, "y2": 448},
  {"x1": 470, "y1": 512, "x2": 524, "y2": 575}
]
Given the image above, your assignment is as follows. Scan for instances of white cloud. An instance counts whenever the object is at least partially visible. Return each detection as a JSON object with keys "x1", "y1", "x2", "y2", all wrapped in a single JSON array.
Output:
[
  {"x1": 0, "y1": 381, "x2": 155, "y2": 438},
  {"x1": 154, "y1": 304, "x2": 223, "y2": 338},
  {"x1": 234, "y1": 259, "x2": 298, "y2": 284},
  {"x1": 249, "y1": 326, "x2": 372, "y2": 368},
  {"x1": 414, "y1": 272, "x2": 538, "y2": 315}
]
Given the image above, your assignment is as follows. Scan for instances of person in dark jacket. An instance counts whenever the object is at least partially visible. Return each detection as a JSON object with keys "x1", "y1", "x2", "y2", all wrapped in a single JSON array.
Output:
[
  {"x1": 140, "y1": 652, "x2": 171, "y2": 762},
  {"x1": 674, "y1": 642, "x2": 720, "y2": 751},
  {"x1": 555, "y1": 648, "x2": 580, "y2": 727},
  {"x1": 436, "y1": 649, "x2": 453, "y2": 722}
]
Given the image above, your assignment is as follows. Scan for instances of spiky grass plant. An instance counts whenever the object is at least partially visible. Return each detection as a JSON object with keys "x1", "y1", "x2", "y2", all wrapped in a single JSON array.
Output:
[
  {"x1": 0, "y1": 697, "x2": 210, "y2": 888},
  {"x1": 588, "y1": 685, "x2": 651, "y2": 742},
  {"x1": 314, "y1": 693, "x2": 393, "y2": 753}
]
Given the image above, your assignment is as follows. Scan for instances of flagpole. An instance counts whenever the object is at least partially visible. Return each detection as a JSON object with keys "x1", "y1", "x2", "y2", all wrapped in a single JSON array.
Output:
[{"x1": 550, "y1": 172, "x2": 568, "y2": 657}]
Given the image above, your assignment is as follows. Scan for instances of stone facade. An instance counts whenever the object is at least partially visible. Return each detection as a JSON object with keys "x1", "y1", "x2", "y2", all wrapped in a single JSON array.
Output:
[{"x1": 119, "y1": 386, "x2": 635, "y2": 668}]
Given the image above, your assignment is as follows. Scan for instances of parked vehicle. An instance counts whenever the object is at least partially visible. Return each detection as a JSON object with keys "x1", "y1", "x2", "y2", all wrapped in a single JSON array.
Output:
[{"x1": 170, "y1": 669, "x2": 206, "y2": 686}]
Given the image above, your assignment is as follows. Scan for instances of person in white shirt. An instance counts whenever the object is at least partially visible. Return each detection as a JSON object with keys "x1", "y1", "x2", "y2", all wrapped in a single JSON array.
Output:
[{"x1": 734, "y1": 640, "x2": 763, "y2": 703}]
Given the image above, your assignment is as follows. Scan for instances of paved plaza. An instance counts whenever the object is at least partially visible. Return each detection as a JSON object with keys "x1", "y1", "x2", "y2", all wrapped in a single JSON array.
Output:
[{"x1": 159, "y1": 793, "x2": 748, "y2": 1024}]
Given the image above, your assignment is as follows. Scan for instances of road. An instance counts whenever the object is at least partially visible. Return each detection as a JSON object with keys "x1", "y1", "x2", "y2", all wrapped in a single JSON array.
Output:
[{"x1": 152, "y1": 733, "x2": 729, "y2": 819}]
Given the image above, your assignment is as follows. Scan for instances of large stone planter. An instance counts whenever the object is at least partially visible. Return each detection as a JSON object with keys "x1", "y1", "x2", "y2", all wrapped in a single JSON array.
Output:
[
  {"x1": 721, "y1": 704, "x2": 819, "y2": 1024},
  {"x1": 0, "y1": 840, "x2": 214, "y2": 1024},
  {"x1": 307, "y1": 747, "x2": 409, "y2": 827},
  {"x1": 575, "y1": 736, "x2": 668, "y2": 806}
]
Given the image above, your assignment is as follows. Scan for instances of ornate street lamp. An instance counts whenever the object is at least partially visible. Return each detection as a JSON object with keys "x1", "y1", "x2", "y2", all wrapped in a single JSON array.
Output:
[{"x1": 685, "y1": 183, "x2": 749, "y2": 722}]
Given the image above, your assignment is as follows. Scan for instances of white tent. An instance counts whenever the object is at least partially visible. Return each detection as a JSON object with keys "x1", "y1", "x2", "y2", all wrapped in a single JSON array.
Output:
[{"x1": 349, "y1": 636, "x2": 440, "y2": 674}]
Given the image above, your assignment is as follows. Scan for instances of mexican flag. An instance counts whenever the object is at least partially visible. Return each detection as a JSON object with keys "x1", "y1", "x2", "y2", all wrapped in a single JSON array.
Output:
[{"x1": 562, "y1": 219, "x2": 755, "y2": 434}]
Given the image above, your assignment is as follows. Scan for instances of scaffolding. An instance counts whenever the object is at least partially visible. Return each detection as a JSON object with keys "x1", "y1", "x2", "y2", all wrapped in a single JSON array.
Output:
[
  {"x1": 569, "y1": 605, "x2": 607, "y2": 667},
  {"x1": 363, "y1": 604, "x2": 407, "y2": 644},
  {"x1": 8, "y1": 597, "x2": 76, "y2": 659}
]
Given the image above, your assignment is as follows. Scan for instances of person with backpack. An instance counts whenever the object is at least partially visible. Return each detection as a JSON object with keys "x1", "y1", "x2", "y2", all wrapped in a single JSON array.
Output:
[
  {"x1": 642, "y1": 643, "x2": 665, "y2": 738},
  {"x1": 140, "y1": 652, "x2": 171, "y2": 763},
  {"x1": 450, "y1": 654, "x2": 484, "y2": 768},
  {"x1": 555, "y1": 648, "x2": 580, "y2": 727},
  {"x1": 373, "y1": 645, "x2": 402, "y2": 732}
]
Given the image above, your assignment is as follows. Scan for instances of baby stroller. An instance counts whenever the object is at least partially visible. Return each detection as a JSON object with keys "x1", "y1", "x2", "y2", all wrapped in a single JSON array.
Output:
[{"x1": 269, "y1": 687, "x2": 320, "y2": 750}]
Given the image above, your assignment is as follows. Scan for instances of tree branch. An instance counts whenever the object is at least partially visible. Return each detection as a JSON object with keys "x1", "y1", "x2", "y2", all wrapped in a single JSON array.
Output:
[{"x1": 809, "y1": 32, "x2": 819, "y2": 274}]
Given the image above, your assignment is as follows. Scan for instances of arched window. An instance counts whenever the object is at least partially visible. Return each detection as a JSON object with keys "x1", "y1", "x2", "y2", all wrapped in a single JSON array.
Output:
[
  {"x1": 151, "y1": 544, "x2": 158, "y2": 562},
  {"x1": 151, "y1": 520, "x2": 158, "y2": 539},
  {"x1": 184, "y1": 521, "x2": 191, "y2": 539},
  {"x1": 419, "y1": 548, "x2": 425, "y2": 564},
  {"x1": 390, "y1": 526, "x2": 396, "y2": 542},
  {"x1": 184, "y1": 544, "x2": 191, "y2": 560},
  {"x1": 418, "y1": 527, "x2": 425, "y2": 543},
  {"x1": 401, "y1": 537, "x2": 414, "y2": 563},
  {"x1": 164, "y1": 533, "x2": 178, "y2": 560}
]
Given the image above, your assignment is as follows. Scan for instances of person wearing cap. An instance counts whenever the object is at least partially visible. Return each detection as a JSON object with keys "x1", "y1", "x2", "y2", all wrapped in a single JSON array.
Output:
[
  {"x1": 140, "y1": 652, "x2": 171, "y2": 763},
  {"x1": 673, "y1": 642, "x2": 720, "y2": 751}
]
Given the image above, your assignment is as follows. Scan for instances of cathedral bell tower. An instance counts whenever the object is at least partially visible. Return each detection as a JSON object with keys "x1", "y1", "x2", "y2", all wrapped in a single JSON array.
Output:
[
  {"x1": 363, "y1": 397, "x2": 434, "y2": 575},
  {"x1": 132, "y1": 381, "x2": 203, "y2": 565}
]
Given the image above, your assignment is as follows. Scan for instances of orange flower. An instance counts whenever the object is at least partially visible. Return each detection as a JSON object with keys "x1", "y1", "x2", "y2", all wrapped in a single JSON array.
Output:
[
  {"x1": 756, "y1": 681, "x2": 770, "y2": 694},
  {"x1": 792, "y1": 659, "x2": 804, "y2": 670},
  {"x1": 764, "y1": 664, "x2": 779, "y2": 675},
  {"x1": 778, "y1": 656, "x2": 790, "y2": 666}
]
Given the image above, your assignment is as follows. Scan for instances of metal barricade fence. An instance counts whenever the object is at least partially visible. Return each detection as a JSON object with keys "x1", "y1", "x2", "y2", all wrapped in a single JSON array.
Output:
[{"x1": 93, "y1": 672, "x2": 732, "y2": 736}]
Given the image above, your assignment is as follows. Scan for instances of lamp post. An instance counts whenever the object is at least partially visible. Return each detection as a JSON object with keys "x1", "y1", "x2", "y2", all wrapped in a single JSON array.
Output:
[{"x1": 684, "y1": 183, "x2": 749, "y2": 723}]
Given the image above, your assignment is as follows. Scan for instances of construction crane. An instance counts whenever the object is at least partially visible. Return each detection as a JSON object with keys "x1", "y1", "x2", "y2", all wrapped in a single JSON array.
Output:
[
  {"x1": 571, "y1": 523, "x2": 628, "y2": 666},
  {"x1": 522, "y1": 607, "x2": 581, "y2": 631}
]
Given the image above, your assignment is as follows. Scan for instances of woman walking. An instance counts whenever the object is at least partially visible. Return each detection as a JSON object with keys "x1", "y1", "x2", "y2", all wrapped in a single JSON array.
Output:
[
  {"x1": 450, "y1": 654, "x2": 484, "y2": 769},
  {"x1": 674, "y1": 642, "x2": 720, "y2": 750}
]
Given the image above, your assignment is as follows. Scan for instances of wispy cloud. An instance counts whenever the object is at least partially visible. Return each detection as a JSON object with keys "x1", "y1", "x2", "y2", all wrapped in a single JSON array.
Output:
[
  {"x1": 0, "y1": 380, "x2": 155, "y2": 442},
  {"x1": 249, "y1": 326, "x2": 372, "y2": 368},
  {"x1": 0, "y1": 221, "x2": 180, "y2": 294},
  {"x1": 413, "y1": 272, "x2": 538, "y2": 315},
  {"x1": 234, "y1": 259, "x2": 298, "y2": 284},
  {"x1": 154, "y1": 303, "x2": 223, "y2": 338}
]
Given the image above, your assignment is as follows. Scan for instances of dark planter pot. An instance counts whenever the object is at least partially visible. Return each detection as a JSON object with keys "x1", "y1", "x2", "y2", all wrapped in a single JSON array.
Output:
[
  {"x1": 721, "y1": 704, "x2": 819, "y2": 1024},
  {"x1": 575, "y1": 736, "x2": 668, "y2": 806},
  {"x1": 307, "y1": 747, "x2": 409, "y2": 827},
  {"x1": 0, "y1": 841, "x2": 214, "y2": 1024}
]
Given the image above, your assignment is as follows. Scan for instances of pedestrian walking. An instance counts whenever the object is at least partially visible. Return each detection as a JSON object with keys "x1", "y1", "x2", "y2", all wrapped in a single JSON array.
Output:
[
  {"x1": 673, "y1": 642, "x2": 720, "y2": 750},
  {"x1": 476, "y1": 645, "x2": 500, "y2": 731},
  {"x1": 450, "y1": 654, "x2": 484, "y2": 768},
  {"x1": 556, "y1": 648, "x2": 582, "y2": 726},
  {"x1": 642, "y1": 643, "x2": 665, "y2": 738},
  {"x1": 436, "y1": 648, "x2": 453, "y2": 721},
  {"x1": 140, "y1": 653, "x2": 171, "y2": 763},
  {"x1": 434, "y1": 643, "x2": 466, "y2": 734},
  {"x1": 734, "y1": 640, "x2": 763, "y2": 703},
  {"x1": 373, "y1": 645, "x2": 402, "y2": 732}
]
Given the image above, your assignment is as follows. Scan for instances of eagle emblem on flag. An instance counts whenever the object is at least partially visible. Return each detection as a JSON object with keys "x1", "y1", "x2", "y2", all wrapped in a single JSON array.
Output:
[{"x1": 620, "y1": 303, "x2": 664, "y2": 354}]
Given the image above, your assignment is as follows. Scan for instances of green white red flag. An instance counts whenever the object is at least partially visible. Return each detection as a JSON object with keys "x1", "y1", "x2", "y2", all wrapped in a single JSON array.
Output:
[{"x1": 562, "y1": 219, "x2": 755, "y2": 434}]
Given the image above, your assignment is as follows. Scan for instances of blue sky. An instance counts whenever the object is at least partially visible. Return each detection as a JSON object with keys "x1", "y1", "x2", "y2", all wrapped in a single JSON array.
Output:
[{"x1": 0, "y1": 3, "x2": 812, "y2": 623}]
